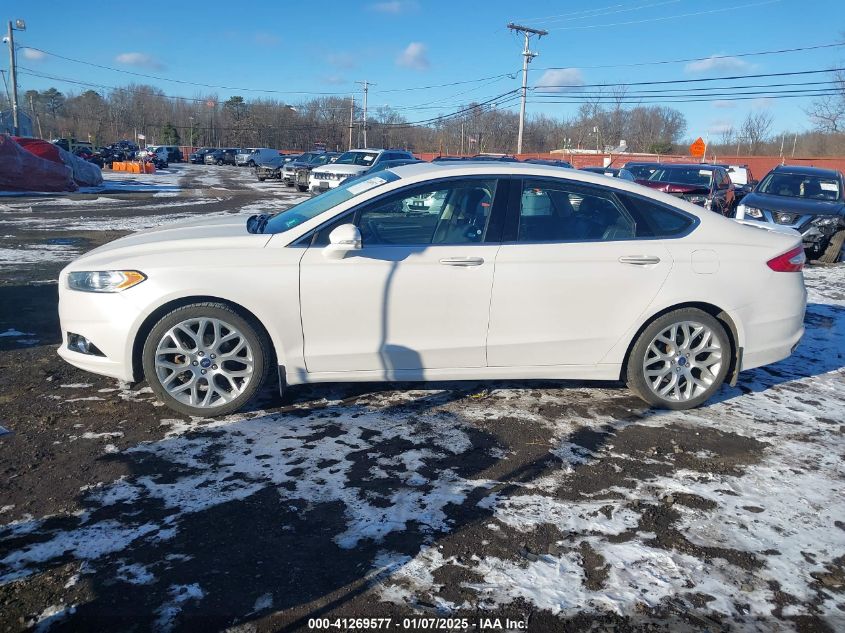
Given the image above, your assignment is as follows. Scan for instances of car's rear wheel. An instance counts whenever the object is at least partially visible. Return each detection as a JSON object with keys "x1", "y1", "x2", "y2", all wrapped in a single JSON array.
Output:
[
  {"x1": 297, "y1": 185, "x2": 308, "y2": 192},
  {"x1": 258, "y1": 176, "x2": 266, "y2": 182},
  {"x1": 142, "y1": 303, "x2": 271, "y2": 416},
  {"x1": 626, "y1": 308, "x2": 729, "y2": 410}
]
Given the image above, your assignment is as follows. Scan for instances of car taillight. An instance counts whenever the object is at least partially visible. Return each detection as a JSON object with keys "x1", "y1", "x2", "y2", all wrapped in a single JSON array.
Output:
[{"x1": 767, "y1": 246, "x2": 805, "y2": 272}]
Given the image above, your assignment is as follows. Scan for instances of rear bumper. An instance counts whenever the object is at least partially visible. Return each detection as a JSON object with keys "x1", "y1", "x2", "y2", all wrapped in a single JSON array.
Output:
[{"x1": 739, "y1": 280, "x2": 807, "y2": 371}]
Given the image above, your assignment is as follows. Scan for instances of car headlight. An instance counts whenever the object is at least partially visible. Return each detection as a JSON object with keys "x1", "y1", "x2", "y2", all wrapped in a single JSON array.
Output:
[
  {"x1": 742, "y1": 206, "x2": 764, "y2": 219},
  {"x1": 67, "y1": 270, "x2": 146, "y2": 293},
  {"x1": 811, "y1": 215, "x2": 842, "y2": 227}
]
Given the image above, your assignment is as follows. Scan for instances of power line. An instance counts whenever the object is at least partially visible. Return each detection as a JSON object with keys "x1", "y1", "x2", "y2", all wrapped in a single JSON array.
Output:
[
  {"x1": 545, "y1": 0, "x2": 781, "y2": 30},
  {"x1": 533, "y1": 41, "x2": 845, "y2": 71},
  {"x1": 532, "y1": 66, "x2": 845, "y2": 91},
  {"x1": 529, "y1": 1, "x2": 682, "y2": 25},
  {"x1": 533, "y1": 92, "x2": 839, "y2": 105},
  {"x1": 533, "y1": 79, "x2": 840, "y2": 96},
  {"x1": 20, "y1": 45, "x2": 519, "y2": 96}
]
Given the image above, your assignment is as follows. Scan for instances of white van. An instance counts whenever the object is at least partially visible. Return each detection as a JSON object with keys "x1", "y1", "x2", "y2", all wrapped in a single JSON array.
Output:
[{"x1": 236, "y1": 148, "x2": 279, "y2": 167}]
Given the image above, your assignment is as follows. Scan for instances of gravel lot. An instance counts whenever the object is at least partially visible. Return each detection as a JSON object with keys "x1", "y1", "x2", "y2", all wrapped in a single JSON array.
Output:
[{"x1": 0, "y1": 165, "x2": 843, "y2": 632}]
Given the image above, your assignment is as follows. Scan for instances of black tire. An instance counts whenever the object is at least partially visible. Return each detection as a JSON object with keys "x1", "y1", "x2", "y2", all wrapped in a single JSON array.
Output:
[
  {"x1": 258, "y1": 177, "x2": 266, "y2": 182},
  {"x1": 248, "y1": 160, "x2": 255, "y2": 167},
  {"x1": 142, "y1": 302, "x2": 272, "y2": 417},
  {"x1": 626, "y1": 308, "x2": 730, "y2": 410},
  {"x1": 818, "y1": 229, "x2": 845, "y2": 264},
  {"x1": 297, "y1": 185, "x2": 308, "y2": 192},
  {"x1": 216, "y1": 159, "x2": 223, "y2": 166}
]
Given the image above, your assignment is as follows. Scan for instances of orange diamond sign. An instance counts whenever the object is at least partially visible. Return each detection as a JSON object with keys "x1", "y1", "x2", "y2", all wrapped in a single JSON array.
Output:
[{"x1": 689, "y1": 137, "x2": 706, "y2": 158}]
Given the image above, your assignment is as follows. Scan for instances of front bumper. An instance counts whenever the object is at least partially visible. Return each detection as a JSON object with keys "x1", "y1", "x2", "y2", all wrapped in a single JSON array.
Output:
[
  {"x1": 738, "y1": 210, "x2": 844, "y2": 252},
  {"x1": 57, "y1": 280, "x2": 144, "y2": 382},
  {"x1": 256, "y1": 167, "x2": 281, "y2": 179}
]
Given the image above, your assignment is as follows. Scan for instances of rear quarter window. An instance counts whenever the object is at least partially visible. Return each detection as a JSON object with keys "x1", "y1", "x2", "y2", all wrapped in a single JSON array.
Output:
[{"x1": 617, "y1": 193, "x2": 695, "y2": 238}]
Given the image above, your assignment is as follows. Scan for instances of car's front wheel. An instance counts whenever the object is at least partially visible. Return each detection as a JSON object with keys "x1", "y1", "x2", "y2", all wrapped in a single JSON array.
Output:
[
  {"x1": 626, "y1": 308, "x2": 730, "y2": 410},
  {"x1": 297, "y1": 185, "x2": 308, "y2": 192},
  {"x1": 142, "y1": 303, "x2": 271, "y2": 416}
]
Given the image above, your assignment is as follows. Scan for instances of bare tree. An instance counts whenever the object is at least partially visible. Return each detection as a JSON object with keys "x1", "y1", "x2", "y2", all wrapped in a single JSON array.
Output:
[
  {"x1": 741, "y1": 110, "x2": 774, "y2": 155},
  {"x1": 806, "y1": 69, "x2": 845, "y2": 133}
]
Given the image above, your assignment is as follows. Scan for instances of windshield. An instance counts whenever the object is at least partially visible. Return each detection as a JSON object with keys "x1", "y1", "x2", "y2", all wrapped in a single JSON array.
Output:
[
  {"x1": 757, "y1": 172, "x2": 842, "y2": 200},
  {"x1": 648, "y1": 167, "x2": 713, "y2": 187},
  {"x1": 258, "y1": 170, "x2": 402, "y2": 234},
  {"x1": 335, "y1": 151, "x2": 379, "y2": 166},
  {"x1": 626, "y1": 164, "x2": 658, "y2": 179}
]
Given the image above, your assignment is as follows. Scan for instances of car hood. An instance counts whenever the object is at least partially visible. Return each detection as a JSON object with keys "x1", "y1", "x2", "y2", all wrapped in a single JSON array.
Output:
[
  {"x1": 66, "y1": 215, "x2": 269, "y2": 267},
  {"x1": 742, "y1": 192, "x2": 845, "y2": 216},
  {"x1": 316, "y1": 164, "x2": 368, "y2": 176}
]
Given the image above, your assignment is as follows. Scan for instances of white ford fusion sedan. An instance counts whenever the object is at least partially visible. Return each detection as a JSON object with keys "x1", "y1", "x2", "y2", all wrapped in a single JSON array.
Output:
[{"x1": 58, "y1": 162, "x2": 807, "y2": 416}]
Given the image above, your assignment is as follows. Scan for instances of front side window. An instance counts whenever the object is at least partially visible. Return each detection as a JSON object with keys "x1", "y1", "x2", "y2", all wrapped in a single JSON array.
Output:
[
  {"x1": 352, "y1": 179, "x2": 497, "y2": 246},
  {"x1": 517, "y1": 180, "x2": 634, "y2": 242}
]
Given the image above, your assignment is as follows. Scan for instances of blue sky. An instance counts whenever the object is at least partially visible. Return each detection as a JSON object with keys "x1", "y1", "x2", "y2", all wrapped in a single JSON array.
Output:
[{"x1": 9, "y1": 0, "x2": 845, "y2": 142}]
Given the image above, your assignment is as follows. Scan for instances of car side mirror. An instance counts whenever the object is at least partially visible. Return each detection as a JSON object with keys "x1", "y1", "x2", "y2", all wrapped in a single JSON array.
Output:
[{"x1": 324, "y1": 224, "x2": 362, "y2": 259}]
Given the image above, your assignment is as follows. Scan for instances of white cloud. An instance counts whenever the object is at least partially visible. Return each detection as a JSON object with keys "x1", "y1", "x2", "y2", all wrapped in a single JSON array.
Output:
[
  {"x1": 396, "y1": 42, "x2": 429, "y2": 71},
  {"x1": 535, "y1": 68, "x2": 585, "y2": 93},
  {"x1": 712, "y1": 100, "x2": 736, "y2": 109},
  {"x1": 685, "y1": 55, "x2": 752, "y2": 74},
  {"x1": 370, "y1": 0, "x2": 418, "y2": 13},
  {"x1": 114, "y1": 52, "x2": 165, "y2": 71},
  {"x1": 327, "y1": 52, "x2": 356, "y2": 70},
  {"x1": 22, "y1": 48, "x2": 47, "y2": 61}
]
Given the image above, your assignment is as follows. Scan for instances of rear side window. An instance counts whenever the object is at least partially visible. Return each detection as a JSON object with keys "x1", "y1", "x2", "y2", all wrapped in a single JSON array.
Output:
[
  {"x1": 516, "y1": 179, "x2": 634, "y2": 242},
  {"x1": 617, "y1": 193, "x2": 695, "y2": 238}
]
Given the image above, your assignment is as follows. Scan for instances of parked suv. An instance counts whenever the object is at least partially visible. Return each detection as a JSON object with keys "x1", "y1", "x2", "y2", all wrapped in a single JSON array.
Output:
[
  {"x1": 205, "y1": 148, "x2": 239, "y2": 165},
  {"x1": 635, "y1": 163, "x2": 736, "y2": 216},
  {"x1": 256, "y1": 154, "x2": 300, "y2": 181},
  {"x1": 190, "y1": 148, "x2": 214, "y2": 164},
  {"x1": 236, "y1": 148, "x2": 279, "y2": 167},
  {"x1": 148, "y1": 145, "x2": 183, "y2": 163},
  {"x1": 281, "y1": 152, "x2": 328, "y2": 185},
  {"x1": 291, "y1": 152, "x2": 340, "y2": 191},
  {"x1": 308, "y1": 148, "x2": 415, "y2": 191},
  {"x1": 736, "y1": 165, "x2": 845, "y2": 263}
]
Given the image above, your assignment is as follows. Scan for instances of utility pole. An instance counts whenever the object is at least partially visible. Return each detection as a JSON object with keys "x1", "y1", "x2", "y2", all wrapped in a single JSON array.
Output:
[
  {"x1": 507, "y1": 23, "x2": 547, "y2": 155},
  {"x1": 348, "y1": 94, "x2": 354, "y2": 151},
  {"x1": 6, "y1": 19, "x2": 25, "y2": 136},
  {"x1": 355, "y1": 80, "x2": 374, "y2": 148},
  {"x1": 29, "y1": 93, "x2": 42, "y2": 139}
]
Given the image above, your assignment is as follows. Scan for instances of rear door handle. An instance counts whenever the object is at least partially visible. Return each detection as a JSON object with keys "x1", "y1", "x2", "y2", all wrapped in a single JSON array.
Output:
[
  {"x1": 439, "y1": 257, "x2": 485, "y2": 267},
  {"x1": 619, "y1": 255, "x2": 661, "y2": 265}
]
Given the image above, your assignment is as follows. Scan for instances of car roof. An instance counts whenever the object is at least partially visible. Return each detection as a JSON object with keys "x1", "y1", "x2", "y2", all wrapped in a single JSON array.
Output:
[
  {"x1": 772, "y1": 164, "x2": 843, "y2": 178},
  {"x1": 385, "y1": 160, "x2": 699, "y2": 191}
]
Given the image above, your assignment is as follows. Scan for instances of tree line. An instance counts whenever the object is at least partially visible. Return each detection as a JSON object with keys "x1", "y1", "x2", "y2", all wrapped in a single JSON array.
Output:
[{"x1": 8, "y1": 81, "x2": 845, "y2": 156}]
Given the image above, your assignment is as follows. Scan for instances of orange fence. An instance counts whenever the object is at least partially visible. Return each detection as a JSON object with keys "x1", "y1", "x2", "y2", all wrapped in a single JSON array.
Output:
[{"x1": 111, "y1": 161, "x2": 156, "y2": 174}]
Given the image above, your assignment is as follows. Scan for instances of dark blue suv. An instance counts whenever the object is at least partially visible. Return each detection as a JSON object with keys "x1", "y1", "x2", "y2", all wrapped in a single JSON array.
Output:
[{"x1": 737, "y1": 165, "x2": 845, "y2": 263}]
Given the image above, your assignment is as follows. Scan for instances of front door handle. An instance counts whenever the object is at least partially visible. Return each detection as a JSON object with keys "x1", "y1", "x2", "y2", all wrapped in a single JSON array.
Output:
[
  {"x1": 439, "y1": 257, "x2": 485, "y2": 267},
  {"x1": 619, "y1": 255, "x2": 661, "y2": 266}
]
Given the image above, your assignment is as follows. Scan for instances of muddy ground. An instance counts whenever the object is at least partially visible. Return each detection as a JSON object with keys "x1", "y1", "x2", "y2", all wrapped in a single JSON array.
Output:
[{"x1": 0, "y1": 165, "x2": 843, "y2": 632}]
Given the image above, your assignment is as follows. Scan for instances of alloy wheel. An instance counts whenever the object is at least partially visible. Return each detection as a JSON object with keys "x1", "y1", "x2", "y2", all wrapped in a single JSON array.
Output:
[
  {"x1": 642, "y1": 320, "x2": 723, "y2": 403},
  {"x1": 153, "y1": 317, "x2": 255, "y2": 408}
]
